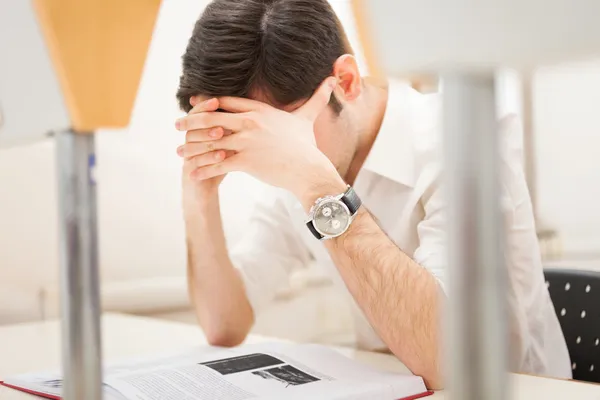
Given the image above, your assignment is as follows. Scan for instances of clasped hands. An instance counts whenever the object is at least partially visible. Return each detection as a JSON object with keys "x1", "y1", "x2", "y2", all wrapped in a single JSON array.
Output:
[{"x1": 176, "y1": 77, "x2": 345, "y2": 201}]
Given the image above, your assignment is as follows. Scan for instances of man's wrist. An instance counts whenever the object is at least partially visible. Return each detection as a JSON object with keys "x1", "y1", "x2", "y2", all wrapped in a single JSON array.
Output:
[
  {"x1": 295, "y1": 166, "x2": 347, "y2": 212},
  {"x1": 183, "y1": 190, "x2": 220, "y2": 222}
]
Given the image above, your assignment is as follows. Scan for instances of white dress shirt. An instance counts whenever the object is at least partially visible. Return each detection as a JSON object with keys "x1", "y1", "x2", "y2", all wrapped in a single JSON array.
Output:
[{"x1": 231, "y1": 80, "x2": 572, "y2": 379}]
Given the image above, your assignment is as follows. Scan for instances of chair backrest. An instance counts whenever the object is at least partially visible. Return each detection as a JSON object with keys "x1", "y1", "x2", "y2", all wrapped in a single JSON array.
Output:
[{"x1": 544, "y1": 268, "x2": 600, "y2": 383}]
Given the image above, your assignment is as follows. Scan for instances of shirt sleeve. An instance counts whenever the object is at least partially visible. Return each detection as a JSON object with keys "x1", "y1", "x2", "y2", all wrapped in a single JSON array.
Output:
[
  {"x1": 229, "y1": 189, "x2": 312, "y2": 314},
  {"x1": 410, "y1": 93, "x2": 448, "y2": 290},
  {"x1": 412, "y1": 165, "x2": 447, "y2": 292}
]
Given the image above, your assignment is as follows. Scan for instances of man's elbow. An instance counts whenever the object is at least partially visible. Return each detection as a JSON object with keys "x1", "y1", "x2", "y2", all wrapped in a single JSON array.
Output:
[
  {"x1": 391, "y1": 343, "x2": 443, "y2": 390},
  {"x1": 422, "y1": 368, "x2": 444, "y2": 391},
  {"x1": 202, "y1": 310, "x2": 254, "y2": 347},
  {"x1": 205, "y1": 328, "x2": 248, "y2": 347},
  {"x1": 197, "y1": 297, "x2": 255, "y2": 347},
  {"x1": 415, "y1": 341, "x2": 444, "y2": 390},
  {"x1": 421, "y1": 344, "x2": 444, "y2": 390},
  {"x1": 204, "y1": 317, "x2": 253, "y2": 347}
]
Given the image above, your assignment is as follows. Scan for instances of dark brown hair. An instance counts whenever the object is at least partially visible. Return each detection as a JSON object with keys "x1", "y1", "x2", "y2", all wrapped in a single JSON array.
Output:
[{"x1": 176, "y1": 0, "x2": 352, "y2": 113}]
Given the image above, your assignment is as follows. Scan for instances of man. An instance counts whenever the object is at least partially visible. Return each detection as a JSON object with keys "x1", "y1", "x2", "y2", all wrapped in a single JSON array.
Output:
[{"x1": 175, "y1": 0, "x2": 571, "y2": 389}]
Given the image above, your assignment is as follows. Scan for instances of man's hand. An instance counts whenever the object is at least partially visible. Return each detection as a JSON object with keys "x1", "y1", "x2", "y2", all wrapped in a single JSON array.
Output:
[
  {"x1": 175, "y1": 77, "x2": 346, "y2": 202},
  {"x1": 178, "y1": 97, "x2": 234, "y2": 215}
]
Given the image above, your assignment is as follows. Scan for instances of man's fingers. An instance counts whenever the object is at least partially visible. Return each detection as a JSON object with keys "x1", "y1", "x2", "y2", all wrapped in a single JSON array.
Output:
[
  {"x1": 189, "y1": 97, "x2": 219, "y2": 114},
  {"x1": 295, "y1": 77, "x2": 337, "y2": 121},
  {"x1": 178, "y1": 141, "x2": 224, "y2": 159},
  {"x1": 185, "y1": 127, "x2": 225, "y2": 143},
  {"x1": 189, "y1": 154, "x2": 242, "y2": 181},
  {"x1": 178, "y1": 141, "x2": 218, "y2": 158},
  {"x1": 176, "y1": 111, "x2": 246, "y2": 132},
  {"x1": 217, "y1": 97, "x2": 269, "y2": 113},
  {"x1": 190, "y1": 150, "x2": 226, "y2": 168},
  {"x1": 178, "y1": 132, "x2": 243, "y2": 158}
]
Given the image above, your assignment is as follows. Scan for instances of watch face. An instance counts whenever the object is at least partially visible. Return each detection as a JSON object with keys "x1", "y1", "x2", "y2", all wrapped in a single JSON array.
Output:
[{"x1": 313, "y1": 199, "x2": 351, "y2": 237}]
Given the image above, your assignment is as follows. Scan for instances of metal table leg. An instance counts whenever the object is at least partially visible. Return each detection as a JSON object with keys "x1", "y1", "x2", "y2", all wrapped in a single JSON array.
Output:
[
  {"x1": 443, "y1": 74, "x2": 508, "y2": 400},
  {"x1": 56, "y1": 130, "x2": 103, "y2": 400}
]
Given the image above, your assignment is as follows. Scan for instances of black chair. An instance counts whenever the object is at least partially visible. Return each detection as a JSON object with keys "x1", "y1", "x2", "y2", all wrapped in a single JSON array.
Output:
[{"x1": 544, "y1": 268, "x2": 600, "y2": 383}]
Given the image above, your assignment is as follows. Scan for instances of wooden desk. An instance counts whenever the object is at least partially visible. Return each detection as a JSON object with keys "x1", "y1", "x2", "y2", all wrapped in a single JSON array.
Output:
[{"x1": 1, "y1": 313, "x2": 599, "y2": 399}]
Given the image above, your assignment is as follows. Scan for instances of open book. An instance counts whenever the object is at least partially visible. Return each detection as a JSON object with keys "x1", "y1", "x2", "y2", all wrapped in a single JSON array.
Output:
[{"x1": 1, "y1": 342, "x2": 433, "y2": 400}]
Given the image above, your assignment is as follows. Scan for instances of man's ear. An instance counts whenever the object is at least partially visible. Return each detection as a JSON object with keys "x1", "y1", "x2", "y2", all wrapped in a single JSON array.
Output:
[{"x1": 332, "y1": 54, "x2": 362, "y2": 102}]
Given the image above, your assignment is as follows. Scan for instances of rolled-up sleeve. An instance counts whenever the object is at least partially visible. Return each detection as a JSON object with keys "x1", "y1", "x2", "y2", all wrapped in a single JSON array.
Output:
[
  {"x1": 230, "y1": 190, "x2": 311, "y2": 314},
  {"x1": 410, "y1": 102, "x2": 448, "y2": 291},
  {"x1": 412, "y1": 167, "x2": 447, "y2": 292}
]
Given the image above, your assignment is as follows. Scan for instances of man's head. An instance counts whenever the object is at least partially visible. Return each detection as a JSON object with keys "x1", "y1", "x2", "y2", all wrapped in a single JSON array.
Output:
[{"x1": 177, "y1": 0, "x2": 365, "y2": 175}]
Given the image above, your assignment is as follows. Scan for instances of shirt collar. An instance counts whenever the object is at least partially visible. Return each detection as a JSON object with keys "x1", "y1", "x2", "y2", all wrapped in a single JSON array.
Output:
[{"x1": 361, "y1": 79, "x2": 421, "y2": 188}]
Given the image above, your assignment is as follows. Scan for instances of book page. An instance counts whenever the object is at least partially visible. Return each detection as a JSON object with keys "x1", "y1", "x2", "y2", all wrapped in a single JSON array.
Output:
[{"x1": 104, "y1": 343, "x2": 426, "y2": 400}]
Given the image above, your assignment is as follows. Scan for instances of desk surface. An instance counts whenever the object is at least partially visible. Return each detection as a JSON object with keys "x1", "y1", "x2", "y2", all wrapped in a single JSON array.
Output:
[{"x1": 1, "y1": 313, "x2": 599, "y2": 399}]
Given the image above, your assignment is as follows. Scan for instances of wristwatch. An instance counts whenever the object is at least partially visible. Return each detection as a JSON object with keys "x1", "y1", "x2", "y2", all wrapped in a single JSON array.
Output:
[{"x1": 306, "y1": 186, "x2": 362, "y2": 240}]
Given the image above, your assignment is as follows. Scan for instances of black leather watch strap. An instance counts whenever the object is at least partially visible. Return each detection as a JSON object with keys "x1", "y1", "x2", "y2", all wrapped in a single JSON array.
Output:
[
  {"x1": 306, "y1": 220, "x2": 324, "y2": 240},
  {"x1": 341, "y1": 186, "x2": 362, "y2": 215}
]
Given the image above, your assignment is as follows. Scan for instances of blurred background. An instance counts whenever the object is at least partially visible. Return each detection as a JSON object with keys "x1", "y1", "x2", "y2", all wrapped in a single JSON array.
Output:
[{"x1": 1, "y1": 0, "x2": 599, "y2": 346}]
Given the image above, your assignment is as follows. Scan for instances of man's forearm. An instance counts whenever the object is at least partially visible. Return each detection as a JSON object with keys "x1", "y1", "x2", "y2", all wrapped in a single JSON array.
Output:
[
  {"x1": 300, "y1": 179, "x2": 443, "y2": 389},
  {"x1": 185, "y1": 196, "x2": 254, "y2": 346},
  {"x1": 326, "y1": 209, "x2": 442, "y2": 388}
]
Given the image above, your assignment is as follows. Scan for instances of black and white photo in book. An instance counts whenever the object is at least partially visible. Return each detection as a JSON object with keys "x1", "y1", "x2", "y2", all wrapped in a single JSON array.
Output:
[
  {"x1": 252, "y1": 365, "x2": 321, "y2": 387},
  {"x1": 200, "y1": 354, "x2": 286, "y2": 375},
  {"x1": 200, "y1": 353, "x2": 324, "y2": 388}
]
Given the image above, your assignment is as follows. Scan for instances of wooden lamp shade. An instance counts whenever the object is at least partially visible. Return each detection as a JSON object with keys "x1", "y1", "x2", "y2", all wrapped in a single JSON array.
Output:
[{"x1": 33, "y1": 0, "x2": 162, "y2": 133}]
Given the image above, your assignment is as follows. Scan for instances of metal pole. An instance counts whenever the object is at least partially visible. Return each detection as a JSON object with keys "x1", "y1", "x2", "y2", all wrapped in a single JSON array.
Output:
[
  {"x1": 56, "y1": 130, "x2": 103, "y2": 400},
  {"x1": 443, "y1": 73, "x2": 508, "y2": 400}
]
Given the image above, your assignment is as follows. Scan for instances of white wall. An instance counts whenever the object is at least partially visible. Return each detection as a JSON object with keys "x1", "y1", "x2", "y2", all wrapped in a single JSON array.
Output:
[
  {"x1": 534, "y1": 60, "x2": 600, "y2": 257},
  {"x1": 0, "y1": 139, "x2": 60, "y2": 292}
]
